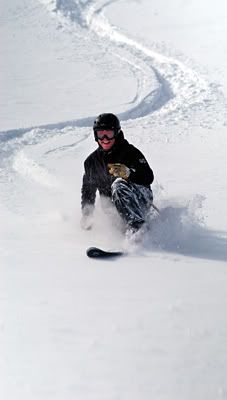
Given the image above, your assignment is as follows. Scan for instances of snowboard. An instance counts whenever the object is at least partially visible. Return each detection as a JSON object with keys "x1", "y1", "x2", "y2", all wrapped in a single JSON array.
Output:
[{"x1": 86, "y1": 246, "x2": 125, "y2": 259}]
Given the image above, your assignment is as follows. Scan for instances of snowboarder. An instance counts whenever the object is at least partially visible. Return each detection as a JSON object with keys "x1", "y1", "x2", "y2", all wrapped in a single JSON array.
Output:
[{"x1": 81, "y1": 113, "x2": 154, "y2": 233}]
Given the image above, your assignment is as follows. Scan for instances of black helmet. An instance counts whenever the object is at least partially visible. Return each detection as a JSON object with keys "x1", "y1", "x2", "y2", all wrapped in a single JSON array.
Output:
[{"x1": 93, "y1": 113, "x2": 121, "y2": 141}]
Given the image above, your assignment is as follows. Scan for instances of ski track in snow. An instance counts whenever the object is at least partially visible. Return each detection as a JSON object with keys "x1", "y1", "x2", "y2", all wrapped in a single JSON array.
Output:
[
  {"x1": 1, "y1": 0, "x2": 227, "y2": 263},
  {"x1": 0, "y1": 0, "x2": 223, "y2": 145}
]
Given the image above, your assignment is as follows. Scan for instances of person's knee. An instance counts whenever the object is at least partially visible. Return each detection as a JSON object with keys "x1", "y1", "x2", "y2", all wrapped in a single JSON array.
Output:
[
  {"x1": 111, "y1": 178, "x2": 132, "y2": 203},
  {"x1": 111, "y1": 177, "x2": 129, "y2": 192}
]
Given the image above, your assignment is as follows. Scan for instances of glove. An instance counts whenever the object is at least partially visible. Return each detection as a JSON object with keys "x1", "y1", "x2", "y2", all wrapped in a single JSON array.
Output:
[
  {"x1": 108, "y1": 163, "x2": 130, "y2": 180},
  {"x1": 80, "y1": 215, "x2": 93, "y2": 230}
]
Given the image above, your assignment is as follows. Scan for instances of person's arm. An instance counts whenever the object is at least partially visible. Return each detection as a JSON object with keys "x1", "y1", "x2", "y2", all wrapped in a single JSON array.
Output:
[{"x1": 128, "y1": 147, "x2": 154, "y2": 186}]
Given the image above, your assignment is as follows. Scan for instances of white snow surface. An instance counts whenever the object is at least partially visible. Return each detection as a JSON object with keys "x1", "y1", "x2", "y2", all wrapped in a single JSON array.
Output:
[{"x1": 1, "y1": 0, "x2": 227, "y2": 399}]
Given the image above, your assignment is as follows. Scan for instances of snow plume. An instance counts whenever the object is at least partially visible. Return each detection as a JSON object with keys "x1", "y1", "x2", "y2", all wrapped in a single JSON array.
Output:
[
  {"x1": 138, "y1": 196, "x2": 227, "y2": 263},
  {"x1": 38, "y1": 0, "x2": 92, "y2": 27},
  {"x1": 38, "y1": 0, "x2": 56, "y2": 12}
]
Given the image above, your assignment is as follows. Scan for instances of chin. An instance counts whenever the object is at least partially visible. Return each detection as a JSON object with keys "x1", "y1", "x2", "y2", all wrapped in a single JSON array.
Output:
[
  {"x1": 99, "y1": 139, "x2": 115, "y2": 151},
  {"x1": 102, "y1": 145, "x2": 113, "y2": 151}
]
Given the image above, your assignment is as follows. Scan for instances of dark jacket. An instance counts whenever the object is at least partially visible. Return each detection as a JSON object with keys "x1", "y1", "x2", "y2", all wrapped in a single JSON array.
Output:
[{"x1": 81, "y1": 133, "x2": 154, "y2": 214}]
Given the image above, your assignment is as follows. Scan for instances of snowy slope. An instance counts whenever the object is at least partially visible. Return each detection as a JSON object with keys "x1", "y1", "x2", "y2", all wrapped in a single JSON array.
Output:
[{"x1": 1, "y1": 1, "x2": 227, "y2": 399}]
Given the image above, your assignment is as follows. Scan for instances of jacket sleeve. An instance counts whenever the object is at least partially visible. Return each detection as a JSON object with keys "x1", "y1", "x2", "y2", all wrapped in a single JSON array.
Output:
[
  {"x1": 128, "y1": 147, "x2": 154, "y2": 186},
  {"x1": 81, "y1": 159, "x2": 97, "y2": 216}
]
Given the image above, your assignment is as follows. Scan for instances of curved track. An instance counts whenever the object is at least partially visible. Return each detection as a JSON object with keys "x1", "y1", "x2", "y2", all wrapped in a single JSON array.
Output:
[{"x1": 1, "y1": 0, "x2": 221, "y2": 144}]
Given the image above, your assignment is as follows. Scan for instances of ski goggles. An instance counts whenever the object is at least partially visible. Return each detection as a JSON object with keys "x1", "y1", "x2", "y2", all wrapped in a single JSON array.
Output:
[{"x1": 96, "y1": 130, "x2": 115, "y2": 140}]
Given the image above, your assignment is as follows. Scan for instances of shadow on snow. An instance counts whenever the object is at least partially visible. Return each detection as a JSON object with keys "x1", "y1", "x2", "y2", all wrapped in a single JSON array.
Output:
[{"x1": 143, "y1": 205, "x2": 227, "y2": 263}]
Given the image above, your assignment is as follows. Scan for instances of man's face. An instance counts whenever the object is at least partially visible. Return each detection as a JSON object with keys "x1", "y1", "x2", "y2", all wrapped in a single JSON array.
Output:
[{"x1": 96, "y1": 130, "x2": 116, "y2": 151}]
